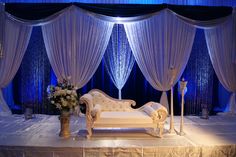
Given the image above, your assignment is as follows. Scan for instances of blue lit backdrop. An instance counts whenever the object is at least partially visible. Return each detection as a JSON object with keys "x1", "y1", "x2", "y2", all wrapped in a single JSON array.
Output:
[
  {"x1": 181, "y1": 29, "x2": 214, "y2": 115},
  {"x1": 104, "y1": 24, "x2": 135, "y2": 99},
  {"x1": 8, "y1": 26, "x2": 229, "y2": 115},
  {"x1": 13, "y1": 27, "x2": 52, "y2": 114}
]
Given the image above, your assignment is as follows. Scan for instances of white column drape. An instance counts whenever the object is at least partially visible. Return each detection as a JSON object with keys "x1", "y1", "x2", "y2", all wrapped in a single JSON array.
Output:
[
  {"x1": 233, "y1": 9, "x2": 236, "y2": 64},
  {"x1": 104, "y1": 24, "x2": 135, "y2": 99},
  {"x1": 0, "y1": 17, "x2": 32, "y2": 115},
  {"x1": 0, "y1": 3, "x2": 4, "y2": 58},
  {"x1": 205, "y1": 18, "x2": 236, "y2": 114},
  {"x1": 124, "y1": 9, "x2": 196, "y2": 111},
  {"x1": 42, "y1": 6, "x2": 114, "y2": 88}
]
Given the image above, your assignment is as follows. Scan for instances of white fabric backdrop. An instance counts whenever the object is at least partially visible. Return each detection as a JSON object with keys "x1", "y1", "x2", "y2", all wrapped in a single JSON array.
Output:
[
  {"x1": 104, "y1": 24, "x2": 135, "y2": 99},
  {"x1": 0, "y1": 3, "x2": 4, "y2": 58},
  {"x1": 0, "y1": 17, "x2": 32, "y2": 115},
  {"x1": 124, "y1": 9, "x2": 196, "y2": 111},
  {"x1": 205, "y1": 17, "x2": 236, "y2": 113},
  {"x1": 233, "y1": 9, "x2": 236, "y2": 64},
  {"x1": 42, "y1": 6, "x2": 114, "y2": 88},
  {"x1": 0, "y1": 2, "x2": 235, "y2": 114}
]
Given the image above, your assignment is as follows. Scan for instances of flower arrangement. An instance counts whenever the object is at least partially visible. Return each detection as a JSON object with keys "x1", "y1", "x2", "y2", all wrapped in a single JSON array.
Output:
[{"x1": 47, "y1": 78, "x2": 79, "y2": 112}]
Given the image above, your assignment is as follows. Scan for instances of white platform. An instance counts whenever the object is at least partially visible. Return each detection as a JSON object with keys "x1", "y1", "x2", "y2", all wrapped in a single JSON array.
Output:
[{"x1": 0, "y1": 114, "x2": 236, "y2": 157}]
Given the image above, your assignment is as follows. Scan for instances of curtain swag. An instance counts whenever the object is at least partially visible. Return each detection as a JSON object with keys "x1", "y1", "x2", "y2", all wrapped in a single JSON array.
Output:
[
  {"x1": 1, "y1": 0, "x2": 236, "y2": 6},
  {"x1": 2, "y1": 4, "x2": 235, "y2": 26}
]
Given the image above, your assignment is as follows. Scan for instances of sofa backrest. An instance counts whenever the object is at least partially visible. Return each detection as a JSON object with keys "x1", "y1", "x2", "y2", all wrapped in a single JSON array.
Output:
[{"x1": 89, "y1": 90, "x2": 134, "y2": 112}]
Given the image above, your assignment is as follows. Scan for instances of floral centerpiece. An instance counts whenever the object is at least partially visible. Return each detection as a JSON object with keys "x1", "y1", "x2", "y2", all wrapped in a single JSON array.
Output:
[
  {"x1": 47, "y1": 77, "x2": 79, "y2": 113},
  {"x1": 47, "y1": 77, "x2": 79, "y2": 138}
]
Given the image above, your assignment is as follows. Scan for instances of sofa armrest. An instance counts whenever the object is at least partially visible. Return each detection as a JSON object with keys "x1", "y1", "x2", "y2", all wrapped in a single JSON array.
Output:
[
  {"x1": 91, "y1": 104, "x2": 101, "y2": 120},
  {"x1": 80, "y1": 94, "x2": 93, "y2": 112},
  {"x1": 80, "y1": 93, "x2": 94, "y2": 126},
  {"x1": 156, "y1": 108, "x2": 168, "y2": 123},
  {"x1": 80, "y1": 93, "x2": 95, "y2": 137},
  {"x1": 143, "y1": 102, "x2": 168, "y2": 123}
]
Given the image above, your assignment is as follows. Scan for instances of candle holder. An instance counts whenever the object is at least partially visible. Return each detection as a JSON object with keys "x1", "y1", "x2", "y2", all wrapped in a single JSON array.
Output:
[
  {"x1": 201, "y1": 104, "x2": 209, "y2": 119},
  {"x1": 179, "y1": 78, "x2": 187, "y2": 136},
  {"x1": 24, "y1": 106, "x2": 33, "y2": 120},
  {"x1": 169, "y1": 67, "x2": 177, "y2": 134}
]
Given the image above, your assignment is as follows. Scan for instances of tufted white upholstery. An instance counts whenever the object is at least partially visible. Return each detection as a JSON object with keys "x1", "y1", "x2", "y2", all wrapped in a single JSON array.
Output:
[{"x1": 90, "y1": 91, "x2": 134, "y2": 112}]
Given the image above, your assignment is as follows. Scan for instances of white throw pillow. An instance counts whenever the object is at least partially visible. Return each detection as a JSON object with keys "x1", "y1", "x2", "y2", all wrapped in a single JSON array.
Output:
[
  {"x1": 150, "y1": 102, "x2": 164, "y2": 110},
  {"x1": 142, "y1": 105, "x2": 157, "y2": 119}
]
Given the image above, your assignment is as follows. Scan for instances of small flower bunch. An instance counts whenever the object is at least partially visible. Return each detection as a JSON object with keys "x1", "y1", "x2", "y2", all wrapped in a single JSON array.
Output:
[{"x1": 47, "y1": 77, "x2": 79, "y2": 112}]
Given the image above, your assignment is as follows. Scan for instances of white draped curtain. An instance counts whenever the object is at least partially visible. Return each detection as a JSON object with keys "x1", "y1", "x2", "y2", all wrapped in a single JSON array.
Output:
[
  {"x1": 104, "y1": 24, "x2": 135, "y2": 99},
  {"x1": 124, "y1": 9, "x2": 196, "y2": 111},
  {"x1": 205, "y1": 17, "x2": 236, "y2": 113},
  {"x1": 0, "y1": 17, "x2": 32, "y2": 115},
  {"x1": 0, "y1": 3, "x2": 4, "y2": 58},
  {"x1": 0, "y1": 3, "x2": 235, "y2": 115},
  {"x1": 42, "y1": 6, "x2": 114, "y2": 88}
]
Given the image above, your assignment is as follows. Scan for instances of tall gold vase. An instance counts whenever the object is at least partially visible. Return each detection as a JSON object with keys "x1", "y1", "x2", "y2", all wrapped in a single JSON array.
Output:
[{"x1": 59, "y1": 111, "x2": 70, "y2": 138}]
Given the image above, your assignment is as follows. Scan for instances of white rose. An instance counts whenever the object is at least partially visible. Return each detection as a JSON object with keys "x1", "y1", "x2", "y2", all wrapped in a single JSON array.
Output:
[
  {"x1": 55, "y1": 87, "x2": 60, "y2": 91},
  {"x1": 56, "y1": 103, "x2": 62, "y2": 109},
  {"x1": 61, "y1": 100, "x2": 67, "y2": 107}
]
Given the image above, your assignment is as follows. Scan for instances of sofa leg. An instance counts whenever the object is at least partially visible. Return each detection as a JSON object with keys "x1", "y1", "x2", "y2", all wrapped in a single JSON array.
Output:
[
  {"x1": 86, "y1": 134, "x2": 91, "y2": 139},
  {"x1": 158, "y1": 123, "x2": 164, "y2": 138},
  {"x1": 87, "y1": 127, "x2": 92, "y2": 139}
]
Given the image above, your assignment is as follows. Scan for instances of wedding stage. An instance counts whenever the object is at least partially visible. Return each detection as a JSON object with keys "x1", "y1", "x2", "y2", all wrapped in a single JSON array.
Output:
[{"x1": 0, "y1": 114, "x2": 236, "y2": 157}]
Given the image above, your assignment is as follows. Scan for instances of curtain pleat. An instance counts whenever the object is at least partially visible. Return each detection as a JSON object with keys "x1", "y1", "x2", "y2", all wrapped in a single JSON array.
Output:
[
  {"x1": 205, "y1": 17, "x2": 236, "y2": 113},
  {"x1": 124, "y1": 9, "x2": 196, "y2": 111},
  {"x1": 0, "y1": 16, "x2": 32, "y2": 115},
  {"x1": 42, "y1": 6, "x2": 114, "y2": 88}
]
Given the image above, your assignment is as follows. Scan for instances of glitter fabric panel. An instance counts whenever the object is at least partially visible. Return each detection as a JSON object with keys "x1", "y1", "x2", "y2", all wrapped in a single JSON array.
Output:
[
  {"x1": 13, "y1": 27, "x2": 52, "y2": 114},
  {"x1": 182, "y1": 29, "x2": 214, "y2": 115}
]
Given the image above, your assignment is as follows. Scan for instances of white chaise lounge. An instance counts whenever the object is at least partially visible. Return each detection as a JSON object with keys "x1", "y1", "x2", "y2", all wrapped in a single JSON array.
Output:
[{"x1": 80, "y1": 89, "x2": 168, "y2": 139}]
